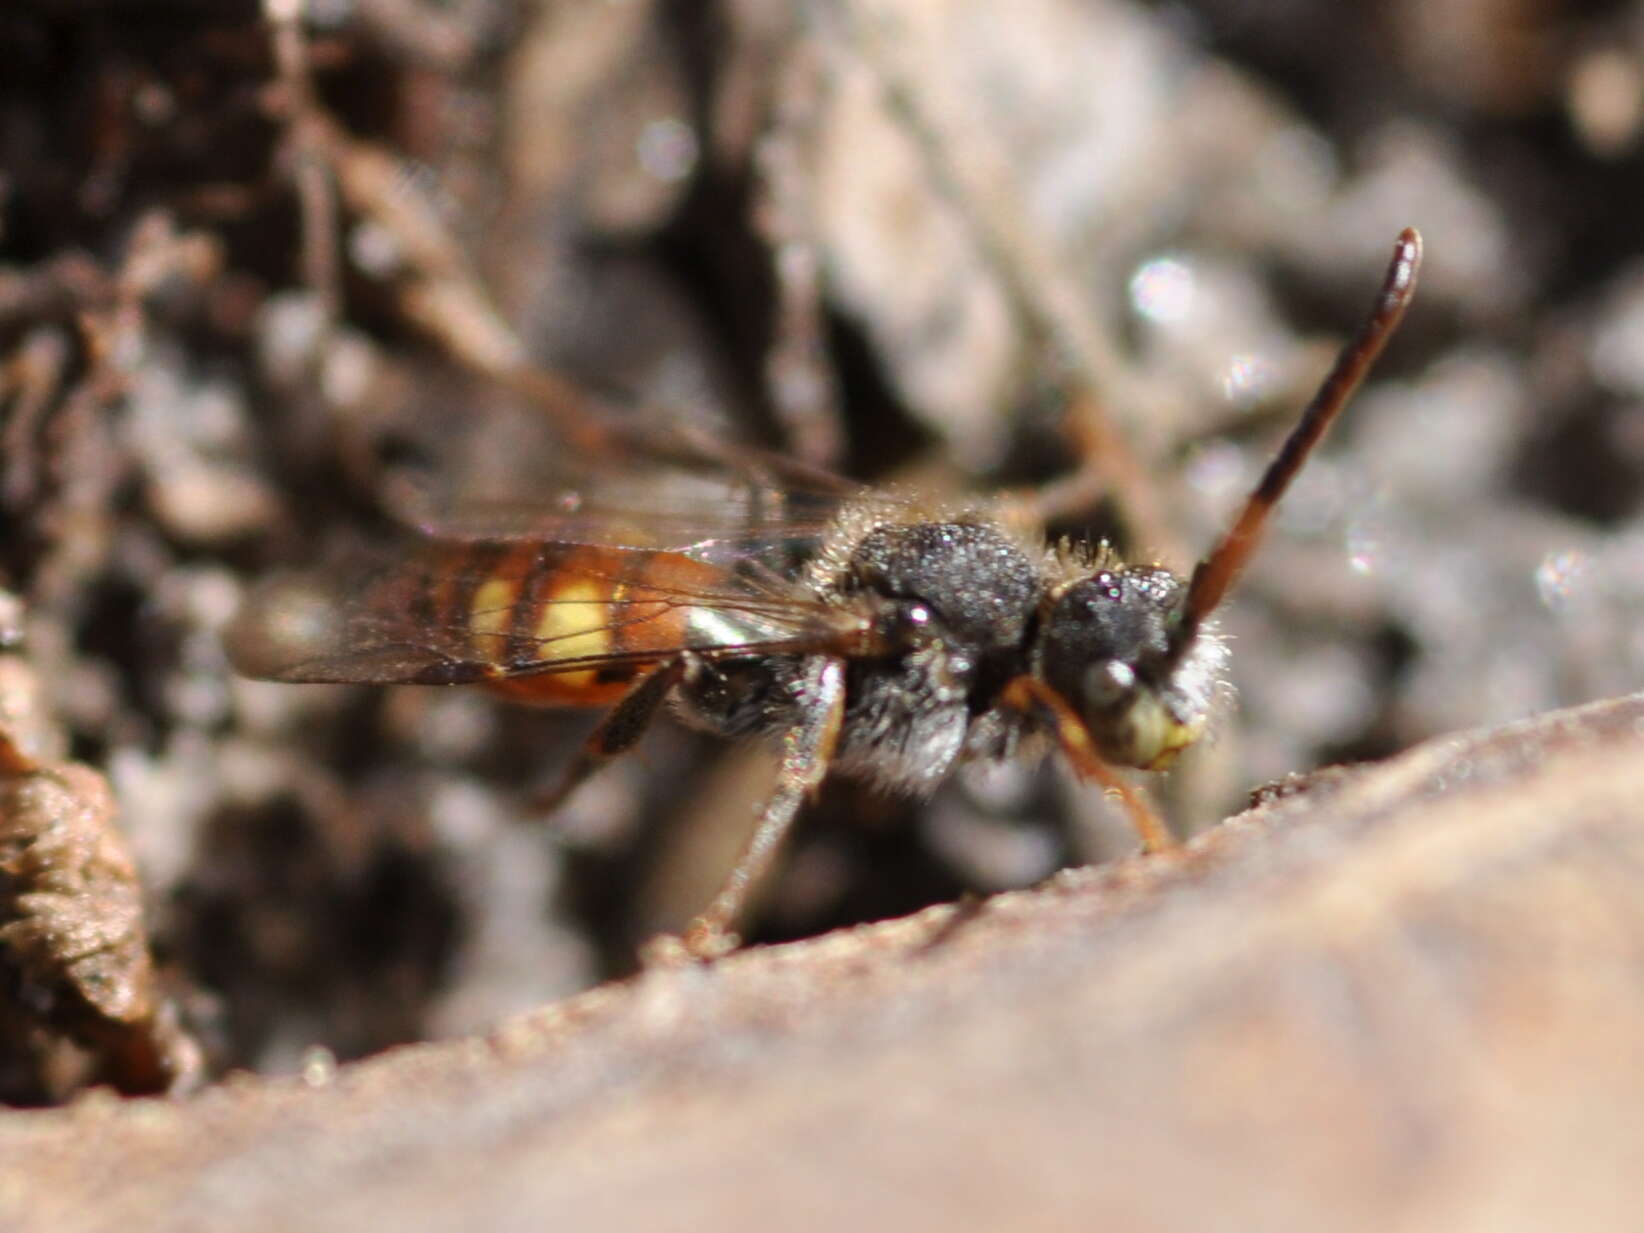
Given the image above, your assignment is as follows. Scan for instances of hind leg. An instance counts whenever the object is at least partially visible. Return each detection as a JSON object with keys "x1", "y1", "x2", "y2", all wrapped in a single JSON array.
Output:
[{"x1": 534, "y1": 660, "x2": 686, "y2": 814}]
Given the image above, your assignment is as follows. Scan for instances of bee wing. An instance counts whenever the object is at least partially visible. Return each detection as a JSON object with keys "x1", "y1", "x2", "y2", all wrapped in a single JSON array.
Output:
[
  {"x1": 389, "y1": 418, "x2": 907, "y2": 559},
  {"x1": 400, "y1": 487, "x2": 850, "y2": 562},
  {"x1": 225, "y1": 536, "x2": 864, "y2": 688}
]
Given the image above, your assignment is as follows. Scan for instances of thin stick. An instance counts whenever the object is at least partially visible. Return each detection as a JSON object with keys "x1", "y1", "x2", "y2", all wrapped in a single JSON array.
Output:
[
  {"x1": 266, "y1": 0, "x2": 341, "y2": 324},
  {"x1": 807, "y1": 0, "x2": 1181, "y2": 560},
  {"x1": 1180, "y1": 228, "x2": 1423, "y2": 639}
]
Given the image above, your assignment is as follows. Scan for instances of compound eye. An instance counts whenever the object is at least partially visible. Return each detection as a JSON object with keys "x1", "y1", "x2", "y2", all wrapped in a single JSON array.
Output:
[{"x1": 1082, "y1": 659, "x2": 1136, "y2": 710}]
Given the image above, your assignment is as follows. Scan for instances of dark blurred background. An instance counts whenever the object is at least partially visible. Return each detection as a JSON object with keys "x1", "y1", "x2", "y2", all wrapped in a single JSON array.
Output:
[{"x1": 2, "y1": 0, "x2": 1641, "y2": 1095}]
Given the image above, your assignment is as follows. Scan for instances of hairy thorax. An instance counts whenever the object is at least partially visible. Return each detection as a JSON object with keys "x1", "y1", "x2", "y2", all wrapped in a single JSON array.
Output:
[{"x1": 679, "y1": 517, "x2": 1045, "y2": 794}]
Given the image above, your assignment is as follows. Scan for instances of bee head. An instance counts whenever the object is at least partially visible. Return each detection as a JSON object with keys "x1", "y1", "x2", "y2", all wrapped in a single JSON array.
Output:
[
  {"x1": 1024, "y1": 229, "x2": 1422, "y2": 786},
  {"x1": 1033, "y1": 566, "x2": 1225, "y2": 771}
]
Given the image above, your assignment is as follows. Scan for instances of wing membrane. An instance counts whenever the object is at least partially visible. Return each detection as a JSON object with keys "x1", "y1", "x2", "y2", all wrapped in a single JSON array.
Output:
[
  {"x1": 231, "y1": 409, "x2": 897, "y2": 690},
  {"x1": 387, "y1": 418, "x2": 899, "y2": 556},
  {"x1": 225, "y1": 536, "x2": 861, "y2": 688}
]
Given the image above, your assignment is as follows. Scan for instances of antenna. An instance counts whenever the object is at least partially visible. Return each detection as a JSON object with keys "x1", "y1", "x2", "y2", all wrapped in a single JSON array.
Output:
[{"x1": 1177, "y1": 228, "x2": 1423, "y2": 642}]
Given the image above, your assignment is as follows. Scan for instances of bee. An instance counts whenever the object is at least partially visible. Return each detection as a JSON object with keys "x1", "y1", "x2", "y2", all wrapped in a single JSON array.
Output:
[{"x1": 227, "y1": 229, "x2": 1422, "y2": 958}]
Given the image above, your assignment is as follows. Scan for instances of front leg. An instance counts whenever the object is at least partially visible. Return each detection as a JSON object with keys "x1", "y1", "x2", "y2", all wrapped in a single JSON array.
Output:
[
  {"x1": 657, "y1": 657, "x2": 846, "y2": 962},
  {"x1": 1001, "y1": 675, "x2": 1177, "y2": 855}
]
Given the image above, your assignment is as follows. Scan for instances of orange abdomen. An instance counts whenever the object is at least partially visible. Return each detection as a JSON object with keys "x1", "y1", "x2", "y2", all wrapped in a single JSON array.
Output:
[{"x1": 427, "y1": 542, "x2": 724, "y2": 706}]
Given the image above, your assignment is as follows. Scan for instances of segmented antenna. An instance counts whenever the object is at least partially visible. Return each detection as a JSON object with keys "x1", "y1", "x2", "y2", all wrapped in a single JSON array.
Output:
[{"x1": 1177, "y1": 228, "x2": 1423, "y2": 642}]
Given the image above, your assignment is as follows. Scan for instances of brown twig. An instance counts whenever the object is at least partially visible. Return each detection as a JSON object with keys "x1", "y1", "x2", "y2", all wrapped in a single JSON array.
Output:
[
  {"x1": 752, "y1": 37, "x2": 847, "y2": 467},
  {"x1": 266, "y1": 0, "x2": 342, "y2": 327},
  {"x1": 807, "y1": 0, "x2": 1184, "y2": 562}
]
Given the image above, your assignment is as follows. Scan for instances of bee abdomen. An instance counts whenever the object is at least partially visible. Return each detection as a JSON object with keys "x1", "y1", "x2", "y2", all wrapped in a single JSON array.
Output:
[{"x1": 451, "y1": 543, "x2": 708, "y2": 706}]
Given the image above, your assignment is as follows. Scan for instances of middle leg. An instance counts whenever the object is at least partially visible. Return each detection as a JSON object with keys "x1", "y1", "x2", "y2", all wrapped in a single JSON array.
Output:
[{"x1": 670, "y1": 656, "x2": 847, "y2": 960}]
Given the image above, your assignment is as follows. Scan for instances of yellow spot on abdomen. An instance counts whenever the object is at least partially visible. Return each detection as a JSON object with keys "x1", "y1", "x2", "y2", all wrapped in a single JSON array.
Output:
[
  {"x1": 469, "y1": 577, "x2": 520, "y2": 659},
  {"x1": 531, "y1": 577, "x2": 611, "y2": 689},
  {"x1": 535, "y1": 578, "x2": 610, "y2": 657}
]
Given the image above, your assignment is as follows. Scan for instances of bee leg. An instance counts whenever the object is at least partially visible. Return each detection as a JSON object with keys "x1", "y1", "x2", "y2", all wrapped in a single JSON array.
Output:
[
  {"x1": 652, "y1": 658, "x2": 847, "y2": 964},
  {"x1": 533, "y1": 660, "x2": 686, "y2": 814},
  {"x1": 1001, "y1": 675, "x2": 1177, "y2": 855}
]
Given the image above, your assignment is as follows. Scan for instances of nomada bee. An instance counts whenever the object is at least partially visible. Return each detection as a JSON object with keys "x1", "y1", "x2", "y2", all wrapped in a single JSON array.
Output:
[{"x1": 228, "y1": 229, "x2": 1423, "y2": 958}]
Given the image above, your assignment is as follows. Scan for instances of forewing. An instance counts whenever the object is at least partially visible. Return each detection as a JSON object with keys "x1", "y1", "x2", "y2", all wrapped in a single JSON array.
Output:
[
  {"x1": 389, "y1": 419, "x2": 898, "y2": 561},
  {"x1": 225, "y1": 537, "x2": 858, "y2": 688}
]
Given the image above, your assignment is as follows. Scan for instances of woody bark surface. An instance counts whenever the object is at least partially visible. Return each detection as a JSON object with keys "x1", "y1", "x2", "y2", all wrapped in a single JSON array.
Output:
[{"x1": 4, "y1": 689, "x2": 1644, "y2": 1233}]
